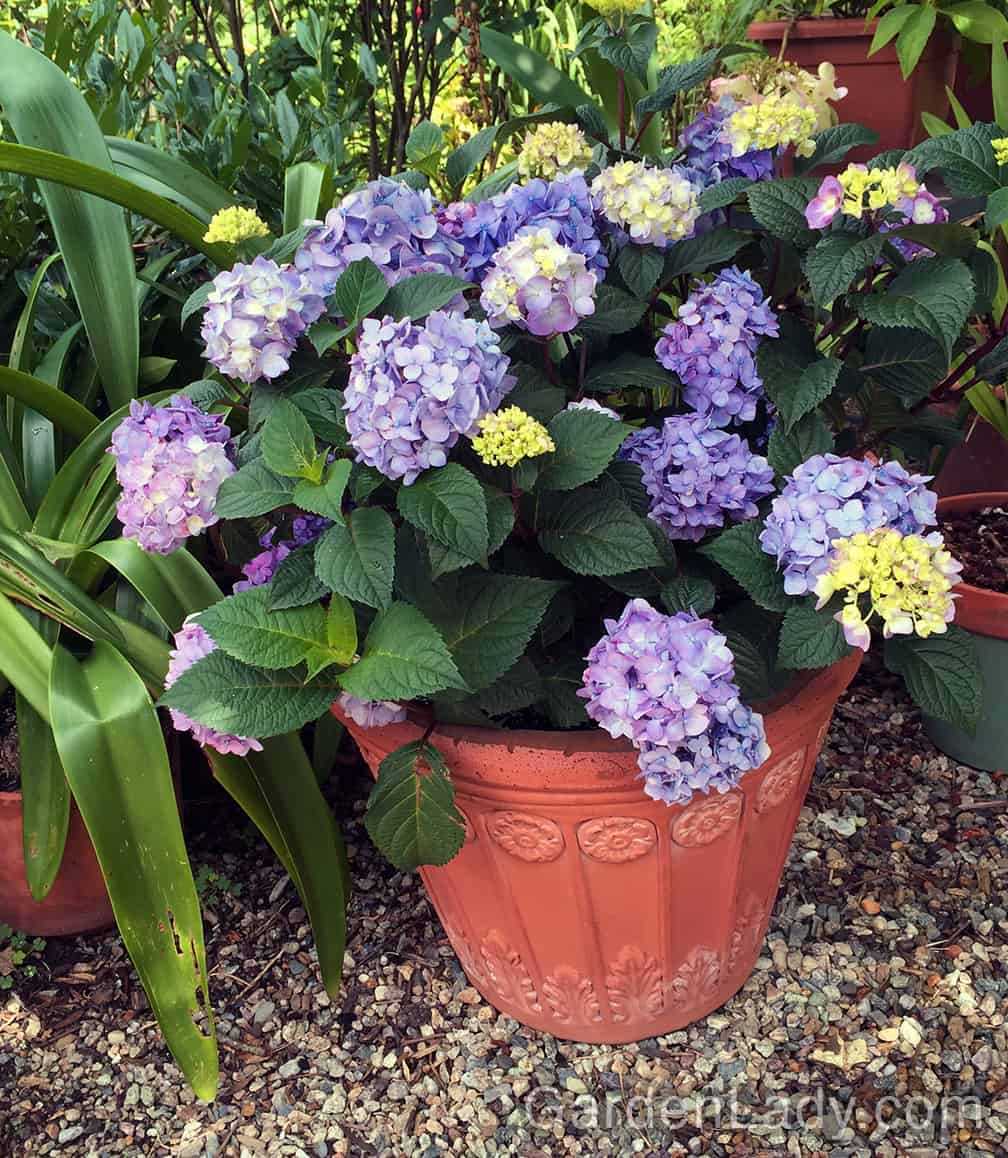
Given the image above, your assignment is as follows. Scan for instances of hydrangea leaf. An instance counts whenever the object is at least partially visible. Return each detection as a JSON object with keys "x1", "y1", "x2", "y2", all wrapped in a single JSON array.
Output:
[
  {"x1": 314, "y1": 506, "x2": 395, "y2": 610},
  {"x1": 660, "y1": 227, "x2": 749, "y2": 280},
  {"x1": 215, "y1": 461, "x2": 295, "y2": 519},
  {"x1": 907, "y1": 123, "x2": 1001, "y2": 197},
  {"x1": 396, "y1": 463, "x2": 489, "y2": 564},
  {"x1": 364, "y1": 741, "x2": 465, "y2": 871},
  {"x1": 698, "y1": 178, "x2": 753, "y2": 214},
  {"x1": 427, "y1": 486, "x2": 514, "y2": 579},
  {"x1": 767, "y1": 410, "x2": 834, "y2": 477},
  {"x1": 292, "y1": 459, "x2": 350, "y2": 523},
  {"x1": 794, "y1": 124, "x2": 879, "y2": 173},
  {"x1": 330, "y1": 258, "x2": 388, "y2": 325},
  {"x1": 339, "y1": 602, "x2": 467, "y2": 700},
  {"x1": 767, "y1": 356, "x2": 842, "y2": 433},
  {"x1": 576, "y1": 285, "x2": 647, "y2": 335},
  {"x1": 198, "y1": 587, "x2": 329, "y2": 669},
  {"x1": 261, "y1": 398, "x2": 322, "y2": 481},
  {"x1": 536, "y1": 410, "x2": 629, "y2": 492},
  {"x1": 884, "y1": 627, "x2": 982, "y2": 733},
  {"x1": 851, "y1": 256, "x2": 974, "y2": 359},
  {"x1": 660, "y1": 575, "x2": 716, "y2": 616},
  {"x1": 159, "y1": 651, "x2": 339, "y2": 738},
  {"x1": 268, "y1": 545, "x2": 328, "y2": 611},
  {"x1": 537, "y1": 491, "x2": 661, "y2": 575},
  {"x1": 421, "y1": 572, "x2": 563, "y2": 691},
  {"x1": 584, "y1": 353, "x2": 674, "y2": 393},
  {"x1": 861, "y1": 327, "x2": 947, "y2": 405},
  {"x1": 699, "y1": 520, "x2": 791, "y2": 613},
  {"x1": 381, "y1": 274, "x2": 471, "y2": 321},
  {"x1": 803, "y1": 232, "x2": 885, "y2": 307},
  {"x1": 777, "y1": 601, "x2": 851, "y2": 670},
  {"x1": 746, "y1": 179, "x2": 819, "y2": 246},
  {"x1": 598, "y1": 21, "x2": 657, "y2": 86},
  {"x1": 617, "y1": 243, "x2": 664, "y2": 298}
]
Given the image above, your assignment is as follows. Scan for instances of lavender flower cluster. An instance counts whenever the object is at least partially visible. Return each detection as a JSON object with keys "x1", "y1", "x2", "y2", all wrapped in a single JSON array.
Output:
[
  {"x1": 437, "y1": 171, "x2": 605, "y2": 281},
  {"x1": 621, "y1": 415, "x2": 775, "y2": 542},
  {"x1": 680, "y1": 100, "x2": 775, "y2": 189},
  {"x1": 655, "y1": 266, "x2": 778, "y2": 427},
  {"x1": 109, "y1": 395, "x2": 234, "y2": 554},
  {"x1": 234, "y1": 514, "x2": 332, "y2": 592},
  {"x1": 579, "y1": 599, "x2": 770, "y2": 805},
  {"x1": 345, "y1": 309, "x2": 514, "y2": 484},
  {"x1": 165, "y1": 621, "x2": 262, "y2": 756},
  {"x1": 295, "y1": 178, "x2": 464, "y2": 297},
  {"x1": 201, "y1": 256, "x2": 325, "y2": 384},
  {"x1": 759, "y1": 454, "x2": 937, "y2": 595}
]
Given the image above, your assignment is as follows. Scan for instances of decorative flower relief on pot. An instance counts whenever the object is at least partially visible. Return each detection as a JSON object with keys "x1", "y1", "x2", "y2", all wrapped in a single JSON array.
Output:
[
  {"x1": 541, "y1": 965, "x2": 604, "y2": 1025},
  {"x1": 755, "y1": 749, "x2": 806, "y2": 814},
  {"x1": 576, "y1": 817, "x2": 657, "y2": 862},
  {"x1": 480, "y1": 930, "x2": 541, "y2": 1011},
  {"x1": 486, "y1": 812, "x2": 564, "y2": 862},
  {"x1": 671, "y1": 792, "x2": 743, "y2": 847},
  {"x1": 668, "y1": 946, "x2": 722, "y2": 1010},
  {"x1": 606, "y1": 945, "x2": 664, "y2": 1023},
  {"x1": 727, "y1": 894, "x2": 771, "y2": 974}
]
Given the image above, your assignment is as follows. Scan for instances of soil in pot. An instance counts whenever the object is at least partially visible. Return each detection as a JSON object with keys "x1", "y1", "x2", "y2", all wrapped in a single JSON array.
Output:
[
  {"x1": 940, "y1": 505, "x2": 1008, "y2": 594},
  {"x1": 0, "y1": 691, "x2": 114, "y2": 937}
]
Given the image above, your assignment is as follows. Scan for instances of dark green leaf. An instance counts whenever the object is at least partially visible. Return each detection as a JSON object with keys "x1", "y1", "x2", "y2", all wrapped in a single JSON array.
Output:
[
  {"x1": 577, "y1": 285, "x2": 647, "y2": 335},
  {"x1": 888, "y1": 222, "x2": 978, "y2": 258},
  {"x1": 536, "y1": 410, "x2": 629, "y2": 491},
  {"x1": 794, "y1": 123, "x2": 880, "y2": 173},
  {"x1": 986, "y1": 186, "x2": 1008, "y2": 230},
  {"x1": 884, "y1": 627, "x2": 982, "y2": 733},
  {"x1": 315, "y1": 507, "x2": 395, "y2": 609},
  {"x1": 292, "y1": 460, "x2": 351, "y2": 522},
  {"x1": 699, "y1": 520, "x2": 791, "y2": 612},
  {"x1": 268, "y1": 545, "x2": 328, "y2": 610},
  {"x1": 597, "y1": 21, "x2": 657, "y2": 85},
  {"x1": 381, "y1": 274, "x2": 470, "y2": 320},
  {"x1": 660, "y1": 575, "x2": 715, "y2": 615},
  {"x1": 215, "y1": 460, "x2": 294, "y2": 519},
  {"x1": 976, "y1": 333, "x2": 1008, "y2": 384},
  {"x1": 364, "y1": 741, "x2": 465, "y2": 871},
  {"x1": 330, "y1": 258, "x2": 388, "y2": 324},
  {"x1": 777, "y1": 602, "x2": 851, "y2": 670},
  {"x1": 661, "y1": 227, "x2": 749, "y2": 280},
  {"x1": 907, "y1": 123, "x2": 1001, "y2": 197},
  {"x1": 634, "y1": 48, "x2": 719, "y2": 116},
  {"x1": 803, "y1": 232, "x2": 885, "y2": 307},
  {"x1": 698, "y1": 178, "x2": 752, "y2": 213},
  {"x1": 861, "y1": 327, "x2": 947, "y2": 404},
  {"x1": 405, "y1": 120, "x2": 444, "y2": 165},
  {"x1": 445, "y1": 125, "x2": 497, "y2": 192},
  {"x1": 746, "y1": 179, "x2": 818, "y2": 245},
  {"x1": 198, "y1": 587, "x2": 329, "y2": 670},
  {"x1": 397, "y1": 464, "x2": 488, "y2": 563},
  {"x1": 722, "y1": 629, "x2": 773, "y2": 702},
  {"x1": 584, "y1": 353, "x2": 674, "y2": 393},
  {"x1": 617, "y1": 244, "x2": 664, "y2": 297},
  {"x1": 767, "y1": 410, "x2": 834, "y2": 476},
  {"x1": 765, "y1": 356, "x2": 842, "y2": 432},
  {"x1": 261, "y1": 398, "x2": 321, "y2": 480},
  {"x1": 537, "y1": 491, "x2": 661, "y2": 575}
]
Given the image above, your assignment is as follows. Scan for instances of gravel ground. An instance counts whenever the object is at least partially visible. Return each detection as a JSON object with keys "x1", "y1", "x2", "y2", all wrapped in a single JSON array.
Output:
[{"x1": 2, "y1": 660, "x2": 1006, "y2": 1157}]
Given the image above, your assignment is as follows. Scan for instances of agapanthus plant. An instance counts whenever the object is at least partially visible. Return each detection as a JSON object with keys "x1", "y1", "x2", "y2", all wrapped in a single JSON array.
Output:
[{"x1": 130, "y1": 39, "x2": 991, "y2": 876}]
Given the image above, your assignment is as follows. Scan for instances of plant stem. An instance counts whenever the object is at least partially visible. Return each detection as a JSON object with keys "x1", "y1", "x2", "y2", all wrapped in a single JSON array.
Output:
[{"x1": 617, "y1": 69, "x2": 627, "y2": 152}]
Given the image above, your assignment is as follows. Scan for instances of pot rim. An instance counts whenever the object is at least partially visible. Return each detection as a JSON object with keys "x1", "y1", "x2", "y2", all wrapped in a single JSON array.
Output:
[
  {"x1": 340, "y1": 650, "x2": 862, "y2": 756},
  {"x1": 937, "y1": 492, "x2": 1008, "y2": 634},
  {"x1": 747, "y1": 17, "x2": 881, "y2": 38}
]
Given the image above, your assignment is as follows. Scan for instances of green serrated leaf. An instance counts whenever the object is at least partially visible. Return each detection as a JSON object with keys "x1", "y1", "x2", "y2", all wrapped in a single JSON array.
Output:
[
  {"x1": 804, "y1": 232, "x2": 885, "y2": 307},
  {"x1": 660, "y1": 575, "x2": 715, "y2": 615},
  {"x1": 852, "y1": 256, "x2": 974, "y2": 359},
  {"x1": 427, "y1": 485, "x2": 514, "y2": 579},
  {"x1": 324, "y1": 594, "x2": 357, "y2": 665},
  {"x1": 261, "y1": 398, "x2": 321, "y2": 481},
  {"x1": 315, "y1": 506, "x2": 395, "y2": 609},
  {"x1": 537, "y1": 490, "x2": 661, "y2": 576},
  {"x1": 767, "y1": 356, "x2": 842, "y2": 432},
  {"x1": 577, "y1": 285, "x2": 647, "y2": 335},
  {"x1": 884, "y1": 627, "x2": 982, "y2": 733},
  {"x1": 339, "y1": 602, "x2": 466, "y2": 700},
  {"x1": 330, "y1": 258, "x2": 388, "y2": 324},
  {"x1": 396, "y1": 464, "x2": 488, "y2": 563},
  {"x1": 292, "y1": 459, "x2": 350, "y2": 522},
  {"x1": 698, "y1": 178, "x2": 752, "y2": 213},
  {"x1": 987, "y1": 186, "x2": 1008, "y2": 231},
  {"x1": 584, "y1": 353, "x2": 674, "y2": 394},
  {"x1": 160, "y1": 650, "x2": 338, "y2": 738},
  {"x1": 794, "y1": 123, "x2": 879, "y2": 173},
  {"x1": 634, "y1": 48, "x2": 719, "y2": 116},
  {"x1": 861, "y1": 327, "x2": 947, "y2": 404},
  {"x1": 381, "y1": 274, "x2": 470, "y2": 321},
  {"x1": 746, "y1": 179, "x2": 818, "y2": 246},
  {"x1": 617, "y1": 244, "x2": 664, "y2": 298},
  {"x1": 661, "y1": 227, "x2": 749, "y2": 280},
  {"x1": 722, "y1": 629, "x2": 774, "y2": 702},
  {"x1": 268, "y1": 544, "x2": 328, "y2": 610},
  {"x1": 908, "y1": 123, "x2": 1001, "y2": 197},
  {"x1": 536, "y1": 410, "x2": 628, "y2": 492},
  {"x1": 198, "y1": 587, "x2": 328, "y2": 669},
  {"x1": 598, "y1": 21, "x2": 657, "y2": 85},
  {"x1": 777, "y1": 601, "x2": 851, "y2": 670},
  {"x1": 364, "y1": 741, "x2": 465, "y2": 871},
  {"x1": 215, "y1": 461, "x2": 294, "y2": 519},
  {"x1": 699, "y1": 520, "x2": 791, "y2": 612},
  {"x1": 422, "y1": 572, "x2": 562, "y2": 691}
]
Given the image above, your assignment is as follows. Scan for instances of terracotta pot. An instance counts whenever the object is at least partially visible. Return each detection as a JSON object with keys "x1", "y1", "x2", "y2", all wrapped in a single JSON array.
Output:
[
  {"x1": 747, "y1": 18, "x2": 958, "y2": 160},
  {"x1": 338, "y1": 651, "x2": 861, "y2": 1043},
  {"x1": 0, "y1": 791, "x2": 113, "y2": 936},
  {"x1": 924, "y1": 492, "x2": 1008, "y2": 771},
  {"x1": 935, "y1": 417, "x2": 1008, "y2": 499}
]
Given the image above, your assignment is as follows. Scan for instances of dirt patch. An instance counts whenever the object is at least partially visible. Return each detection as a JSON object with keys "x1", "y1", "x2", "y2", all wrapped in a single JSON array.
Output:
[{"x1": 940, "y1": 505, "x2": 1008, "y2": 594}]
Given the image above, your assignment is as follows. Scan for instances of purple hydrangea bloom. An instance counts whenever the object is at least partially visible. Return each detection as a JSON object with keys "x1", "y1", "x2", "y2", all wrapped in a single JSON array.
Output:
[
  {"x1": 234, "y1": 514, "x2": 331, "y2": 593},
  {"x1": 441, "y1": 172, "x2": 606, "y2": 281},
  {"x1": 759, "y1": 454, "x2": 937, "y2": 595},
  {"x1": 579, "y1": 599, "x2": 769, "y2": 805},
  {"x1": 345, "y1": 309, "x2": 514, "y2": 484},
  {"x1": 336, "y1": 693, "x2": 406, "y2": 728},
  {"x1": 656, "y1": 266, "x2": 778, "y2": 427},
  {"x1": 165, "y1": 621, "x2": 263, "y2": 756},
  {"x1": 295, "y1": 178, "x2": 465, "y2": 297},
  {"x1": 201, "y1": 256, "x2": 325, "y2": 384},
  {"x1": 109, "y1": 395, "x2": 234, "y2": 554},
  {"x1": 680, "y1": 100, "x2": 775, "y2": 188},
  {"x1": 621, "y1": 415, "x2": 775, "y2": 542}
]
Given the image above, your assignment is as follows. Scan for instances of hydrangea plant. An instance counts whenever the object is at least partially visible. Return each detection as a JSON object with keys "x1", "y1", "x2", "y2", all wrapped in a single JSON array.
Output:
[{"x1": 136, "y1": 27, "x2": 994, "y2": 872}]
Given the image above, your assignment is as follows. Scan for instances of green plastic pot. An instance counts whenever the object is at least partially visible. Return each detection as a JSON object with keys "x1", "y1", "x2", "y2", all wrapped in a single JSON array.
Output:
[{"x1": 923, "y1": 493, "x2": 1008, "y2": 771}]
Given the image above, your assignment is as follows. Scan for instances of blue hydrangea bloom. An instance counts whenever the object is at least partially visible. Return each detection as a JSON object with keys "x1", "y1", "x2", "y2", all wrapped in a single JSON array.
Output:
[
  {"x1": 759, "y1": 454, "x2": 938, "y2": 595},
  {"x1": 621, "y1": 415, "x2": 775, "y2": 541},
  {"x1": 234, "y1": 514, "x2": 332, "y2": 592},
  {"x1": 345, "y1": 309, "x2": 514, "y2": 484},
  {"x1": 579, "y1": 599, "x2": 769, "y2": 806},
  {"x1": 656, "y1": 266, "x2": 779, "y2": 427}
]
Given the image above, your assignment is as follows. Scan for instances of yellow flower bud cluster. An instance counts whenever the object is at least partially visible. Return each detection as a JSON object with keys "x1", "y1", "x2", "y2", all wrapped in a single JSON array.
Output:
[
  {"x1": 471, "y1": 406, "x2": 556, "y2": 467},
  {"x1": 993, "y1": 136, "x2": 1008, "y2": 166},
  {"x1": 814, "y1": 529, "x2": 962, "y2": 651},
  {"x1": 835, "y1": 162, "x2": 921, "y2": 219},
  {"x1": 203, "y1": 206, "x2": 270, "y2": 245},
  {"x1": 724, "y1": 92, "x2": 819, "y2": 159},
  {"x1": 517, "y1": 122, "x2": 594, "y2": 181}
]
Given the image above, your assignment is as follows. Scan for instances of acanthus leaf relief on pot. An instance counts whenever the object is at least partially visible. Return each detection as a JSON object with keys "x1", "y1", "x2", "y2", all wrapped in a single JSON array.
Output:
[
  {"x1": 755, "y1": 749, "x2": 806, "y2": 814},
  {"x1": 606, "y1": 945, "x2": 664, "y2": 1023},
  {"x1": 541, "y1": 965, "x2": 604, "y2": 1024},
  {"x1": 486, "y1": 811, "x2": 564, "y2": 862},
  {"x1": 668, "y1": 946, "x2": 722, "y2": 1010},
  {"x1": 727, "y1": 894, "x2": 771, "y2": 975},
  {"x1": 576, "y1": 817, "x2": 656, "y2": 862},
  {"x1": 479, "y1": 930, "x2": 540, "y2": 1012},
  {"x1": 671, "y1": 792, "x2": 743, "y2": 847}
]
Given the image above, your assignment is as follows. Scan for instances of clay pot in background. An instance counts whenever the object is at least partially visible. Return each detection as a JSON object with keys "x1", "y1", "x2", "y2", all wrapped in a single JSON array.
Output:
[
  {"x1": 747, "y1": 18, "x2": 958, "y2": 161},
  {"x1": 338, "y1": 651, "x2": 861, "y2": 1044},
  {"x1": 0, "y1": 792, "x2": 113, "y2": 936},
  {"x1": 924, "y1": 492, "x2": 1008, "y2": 771}
]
